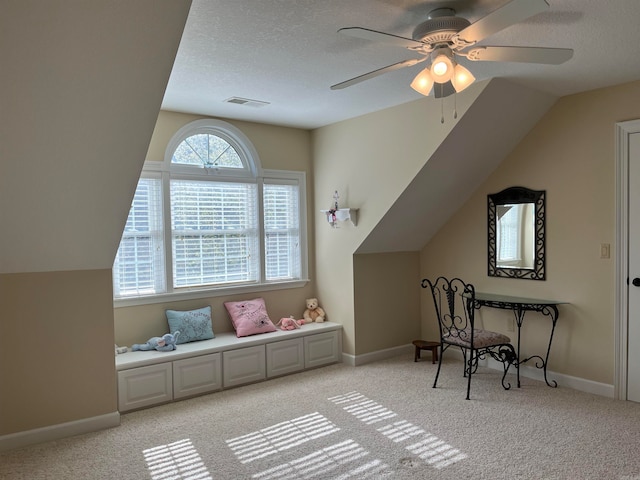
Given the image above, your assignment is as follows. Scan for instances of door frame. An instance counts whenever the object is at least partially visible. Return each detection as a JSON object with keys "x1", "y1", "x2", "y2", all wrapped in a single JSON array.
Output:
[{"x1": 615, "y1": 119, "x2": 640, "y2": 400}]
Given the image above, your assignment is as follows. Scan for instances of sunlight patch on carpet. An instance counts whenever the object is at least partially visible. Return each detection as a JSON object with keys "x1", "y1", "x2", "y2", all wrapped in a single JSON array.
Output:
[
  {"x1": 405, "y1": 434, "x2": 467, "y2": 469},
  {"x1": 250, "y1": 439, "x2": 391, "y2": 479},
  {"x1": 226, "y1": 412, "x2": 340, "y2": 464},
  {"x1": 143, "y1": 438, "x2": 212, "y2": 480},
  {"x1": 329, "y1": 392, "x2": 467, "y2": 470},
  {"x1": 328, "y1": 392, "x2": 397, "y2": 425}
]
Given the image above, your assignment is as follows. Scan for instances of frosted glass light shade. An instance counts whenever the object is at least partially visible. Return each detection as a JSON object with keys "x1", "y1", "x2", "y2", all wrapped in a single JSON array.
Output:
[
  {"x1": 430, "y1": 52, "x2": 454, "y2": 83},
  {"x1": 410, "y1": 68, "x2": 434, "y2": 96},
  {"x1": 451, "y1": 64, "x2": 475, "y2": 92}
]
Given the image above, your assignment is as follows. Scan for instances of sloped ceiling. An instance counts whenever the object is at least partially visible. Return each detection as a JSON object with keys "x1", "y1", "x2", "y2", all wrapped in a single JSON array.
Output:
[
  {"x1": 356, "y1": 77, "x2": 556, "y2": 253},
  {"x1": 0, "y1": 1, "x2": 192, "y2": 274}
]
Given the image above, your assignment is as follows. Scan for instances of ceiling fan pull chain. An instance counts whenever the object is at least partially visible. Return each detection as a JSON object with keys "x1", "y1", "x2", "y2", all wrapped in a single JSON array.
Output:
[
  {"x1": 440, "y1": 85, "x2": 445, "y2": 124},
  {"x1": 454, "y1": 92, "x2": 458, "y2": 120}
]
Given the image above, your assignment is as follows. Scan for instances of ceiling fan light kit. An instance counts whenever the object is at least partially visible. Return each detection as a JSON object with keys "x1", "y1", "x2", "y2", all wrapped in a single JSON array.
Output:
[
  {"x1": 332, "y1": 0, "x2": 573, "y2": 101},
  {"x1": 430, "y1": 47, "x2": 455, "y2": 83},
  {"x1": 411, "y1": 47, "x2": 476, "y2": 96}
]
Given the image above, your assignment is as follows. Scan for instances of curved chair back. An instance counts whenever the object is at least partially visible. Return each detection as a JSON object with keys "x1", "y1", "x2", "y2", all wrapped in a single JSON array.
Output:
[{"x1": 423, "y1": 276, "x2": 475, "y2": 347}]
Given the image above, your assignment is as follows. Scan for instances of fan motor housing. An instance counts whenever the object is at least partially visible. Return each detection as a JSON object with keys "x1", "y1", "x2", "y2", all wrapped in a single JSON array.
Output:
[{"x1": 412, "y1": 8, "x2": 470, "y2": 45}]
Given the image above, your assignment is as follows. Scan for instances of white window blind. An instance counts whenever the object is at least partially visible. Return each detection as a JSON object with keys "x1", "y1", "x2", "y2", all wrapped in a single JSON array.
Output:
[
  {"x1": 113, "y1": 177, "x2": 165, "y2": 297},
  {"x1": 264, "y1": 182, "x2": 300, "y2": 280},
  {"x1": 170, "y1": 179, "x2": 259, "y2": 288},
  {"x1": 497, "y1": 204, "x2": 521, "y2": 263}
]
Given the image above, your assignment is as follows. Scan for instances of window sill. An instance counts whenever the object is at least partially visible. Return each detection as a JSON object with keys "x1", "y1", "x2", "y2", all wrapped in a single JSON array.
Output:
[{"x1": 113, "y1": 279, "x2": 310, "y2": 308}]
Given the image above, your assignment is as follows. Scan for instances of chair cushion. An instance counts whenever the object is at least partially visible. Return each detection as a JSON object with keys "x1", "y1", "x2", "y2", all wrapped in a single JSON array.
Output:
[{"x1": 443, "y1": 328, "x2": 511, "y2": 349}]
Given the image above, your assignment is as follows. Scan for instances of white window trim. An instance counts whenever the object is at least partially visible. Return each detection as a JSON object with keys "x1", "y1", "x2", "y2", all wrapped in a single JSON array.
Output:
[
  {"x1": 165, "y1": 118, "x2": 260, "y2": 177},
  {"x1": 114, "y1": 120, "x2": 309, "y2": 308},
  {"x1": 114, "y1": 278, "x2": 309, "y2": 308}
]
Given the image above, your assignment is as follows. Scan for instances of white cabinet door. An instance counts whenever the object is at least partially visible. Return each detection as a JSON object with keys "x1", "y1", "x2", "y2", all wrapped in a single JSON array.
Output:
[
  {"x1": 266, "y1": 338, "x2": 304, "y2": 378},
  {"x1": 118, "y1": 363, "x2": 172, "y2": 412},
  {"x1": 223, "y1": 345, "x2": 266, "y2": 388},
  {"x1": 304, "y1": 331, "x2": 340, "y2": 368},
  {"x1": 173, "y1": 353, "x2": 222, "y2": 399}
]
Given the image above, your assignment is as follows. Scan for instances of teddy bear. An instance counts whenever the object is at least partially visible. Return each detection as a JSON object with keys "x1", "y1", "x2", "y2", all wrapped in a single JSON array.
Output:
[
  {"x1": 132, "y1": 331, "x2": 180, "y2": 352},
  {"x1": 303, "y1": 298, "x2": 326, "y2": 323}
]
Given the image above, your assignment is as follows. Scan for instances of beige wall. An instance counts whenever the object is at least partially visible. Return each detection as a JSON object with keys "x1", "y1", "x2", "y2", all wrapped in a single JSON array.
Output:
[
  {"x1": 115, "y1": 111, "x2": 316, "y2": 346},
  {"x1": 115, "y1": 288, "x2": 318, "y2": 348},
  {"x1": 354, "y1": 253, "x2": 421, "y2": 355},
  {"x1": 0, "y1": 1, "x2": 190, "y2": 439},
  {"x1": 0, "y1": 1, "x2": 190, "y2": 275},
  {"x1": 420, "y1": 79, "x2": 640, "y2": 385},
  {"x1": 312, "y1": 83, "x2": 483, "y2": 355},
  {"x1": 146, "y1": 111, "x2": 313, "y2": 171},
  {"x1": 0, "y1": 270, "x2": 116, "y2": 434}
]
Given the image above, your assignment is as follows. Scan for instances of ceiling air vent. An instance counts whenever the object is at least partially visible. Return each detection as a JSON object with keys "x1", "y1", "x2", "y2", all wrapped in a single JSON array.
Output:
[{"x1": 225, "y1": 97, "x2": 270, "y2": 108}]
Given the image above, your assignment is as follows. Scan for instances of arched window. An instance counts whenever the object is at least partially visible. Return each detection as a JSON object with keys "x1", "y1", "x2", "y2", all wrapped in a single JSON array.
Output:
[
  {"x1": 113, "y1": 119, "x2": 307, "y2": 302},
  {"x1": 166, "y1": 119, "x2": 258, "y2": 175}
]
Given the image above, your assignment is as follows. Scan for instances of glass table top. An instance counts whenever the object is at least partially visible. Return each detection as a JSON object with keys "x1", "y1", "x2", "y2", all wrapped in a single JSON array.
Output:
[{"x1": 475, "y1": 292, "x2": 568, "y2": 305}]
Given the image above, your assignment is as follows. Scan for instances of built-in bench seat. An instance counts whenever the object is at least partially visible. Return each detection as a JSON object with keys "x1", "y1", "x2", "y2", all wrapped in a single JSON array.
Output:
[{"x1": 116, "y1": 322, "x2": 343, "y2": 412}]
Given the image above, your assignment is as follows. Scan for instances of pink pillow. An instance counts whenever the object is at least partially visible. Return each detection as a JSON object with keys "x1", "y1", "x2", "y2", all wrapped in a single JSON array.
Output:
[{"x1": 224, "y1": 298, "x2": 277, "y2": 337}]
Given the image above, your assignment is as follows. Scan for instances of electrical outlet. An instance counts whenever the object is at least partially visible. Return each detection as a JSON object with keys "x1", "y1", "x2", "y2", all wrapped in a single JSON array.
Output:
[{"x1": 507, "y1": 318, "x2": 515, "y2": 332}]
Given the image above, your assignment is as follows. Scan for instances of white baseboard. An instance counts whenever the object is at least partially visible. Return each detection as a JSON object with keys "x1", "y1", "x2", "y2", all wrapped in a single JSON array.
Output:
[
  {"x1": 343, "y1": 344, "x2": 413, "y2": 366},
  {"x1": 484, "y1": 357, "x2": 614, "y2": 398},
  {"x1": 0, "y1": 411, "x2": 120, "y2": 453},
  {"x1": 343, "y1": 344, "x2": 614, "y2": 398}
]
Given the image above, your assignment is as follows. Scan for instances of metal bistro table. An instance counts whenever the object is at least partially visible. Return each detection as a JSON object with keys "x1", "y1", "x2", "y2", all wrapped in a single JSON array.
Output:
[{"x1": 474, "y1": 292, "x2": 566, "y2": 389}]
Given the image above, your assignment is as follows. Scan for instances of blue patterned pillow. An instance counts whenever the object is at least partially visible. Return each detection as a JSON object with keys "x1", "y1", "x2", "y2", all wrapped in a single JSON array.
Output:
[{"x1": 166, "y1": 306, "x2": 215, "y2": 344}]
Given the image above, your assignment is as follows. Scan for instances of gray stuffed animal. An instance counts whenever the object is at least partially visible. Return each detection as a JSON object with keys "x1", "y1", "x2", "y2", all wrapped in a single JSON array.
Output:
[{"x1": 132, "y1": 331, "x2": 180, "y2": 352}]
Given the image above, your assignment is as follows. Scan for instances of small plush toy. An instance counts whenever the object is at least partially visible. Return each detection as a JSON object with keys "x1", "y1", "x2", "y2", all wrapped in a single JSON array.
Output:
[
  {"x1": 303, "y1": 298, "x2": 326, "y2": 323},
  {"x1": 132, "y1": 331, "x2": 180, "y2": 352},
  {"x1": 277, "y1": 316, "x2": 304, "y2": 330}
]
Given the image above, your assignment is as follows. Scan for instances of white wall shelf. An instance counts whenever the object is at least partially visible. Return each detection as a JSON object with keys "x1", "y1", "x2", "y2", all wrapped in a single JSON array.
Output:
[{"x1": 320, "y1": 208, "x2": 358, "y2": 227}]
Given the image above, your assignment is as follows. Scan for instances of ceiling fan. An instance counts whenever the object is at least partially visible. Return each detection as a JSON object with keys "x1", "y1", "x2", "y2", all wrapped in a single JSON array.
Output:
[{"x1": 331, "y1": 0, "x2": 573, "y2": 98}]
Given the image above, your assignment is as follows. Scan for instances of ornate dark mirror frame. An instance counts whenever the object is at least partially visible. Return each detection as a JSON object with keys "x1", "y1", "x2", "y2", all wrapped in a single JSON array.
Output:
[{"x1": 488, "y1": 186, "x2": 546, "y2": 280}]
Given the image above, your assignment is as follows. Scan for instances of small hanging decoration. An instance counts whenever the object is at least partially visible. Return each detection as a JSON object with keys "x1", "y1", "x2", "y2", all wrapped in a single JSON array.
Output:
[
  {"x1": 327, "y1": 190, "x2": 340, "y2": 228},
  {"x1": 320, "y1": 190, "x2": 358, "y2": 228}
]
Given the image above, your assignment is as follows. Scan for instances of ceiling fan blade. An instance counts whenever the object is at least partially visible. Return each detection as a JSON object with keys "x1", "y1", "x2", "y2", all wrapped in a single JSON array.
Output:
[
  {"x1": 466, "y1": 46, "x2": 573, "y2": 64},
  {"x1": 453, "y1": 0, "x2": 549, "y2": 46},
  {"x1": 330, "y1": 58, "x2": 425, "y2": 90},
  {"x1": 338, "y1": 27, "x2": 424, "y2": 50}
]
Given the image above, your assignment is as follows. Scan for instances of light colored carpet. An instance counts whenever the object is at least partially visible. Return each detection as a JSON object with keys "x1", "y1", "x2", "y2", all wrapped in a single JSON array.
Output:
[{"x1": 2, "y1": 353, "x2": 640, "y2": 479}]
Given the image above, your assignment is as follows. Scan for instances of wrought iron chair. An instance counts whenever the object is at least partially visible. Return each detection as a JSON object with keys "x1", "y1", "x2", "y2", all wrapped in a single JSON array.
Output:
[{"x1": 422, "y1": 276, "x2": 517, "y2": 400}]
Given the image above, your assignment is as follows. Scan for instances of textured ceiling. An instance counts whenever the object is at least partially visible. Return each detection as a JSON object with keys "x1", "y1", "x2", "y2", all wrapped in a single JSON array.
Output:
[{"x1": 162, "y1": 0, "x2": 640, "y2": 129}]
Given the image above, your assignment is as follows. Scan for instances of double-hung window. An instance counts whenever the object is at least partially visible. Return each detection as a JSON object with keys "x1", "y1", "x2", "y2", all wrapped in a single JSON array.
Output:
[{"x1": 113, "y1": 119, "x2": 307, "y2": 303}]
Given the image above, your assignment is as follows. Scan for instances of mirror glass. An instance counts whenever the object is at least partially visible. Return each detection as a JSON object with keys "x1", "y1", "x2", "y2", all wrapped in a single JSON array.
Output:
[{"x1": 488, "y1": 187, "x2": 545, "y2": 280}]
